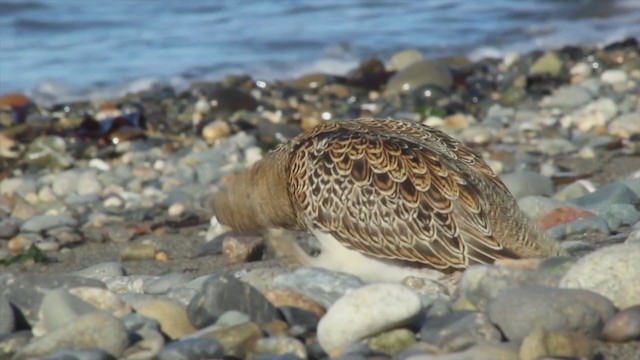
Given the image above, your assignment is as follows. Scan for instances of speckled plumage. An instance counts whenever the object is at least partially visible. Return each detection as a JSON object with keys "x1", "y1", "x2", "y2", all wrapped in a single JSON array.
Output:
[{"x1": 211, "y1": 118, "x2": 564, "y2": 275}]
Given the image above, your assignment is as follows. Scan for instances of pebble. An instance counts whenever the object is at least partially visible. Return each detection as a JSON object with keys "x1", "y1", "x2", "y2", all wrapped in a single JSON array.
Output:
[
  {"x1": 487, "y1": 286, "x2": 615, "y2": 341},
  {"x1": 122, "y1": 328, "x2": 165, "y2": 359},
  {"x1": 106, "y1": 224, "x2": 134, "y2": 243},
  {"x1": 0, "y1": 295, "x2": 15, "y2": 334},
  {"x1": 317, "y1": 283, "x2": 421, "y2": 355},
  {"x1": 419, "y1": 311, "x2": 501, "y2": 353},
  {"x1": 547, "y1": 215, "x2": 611, "y2": 239},
  {"x1": 187, "y1": 275, "x2": 280, "y2": 328},
  {"x1": 589, "y1": 203, "x2": 640, "y2": 230},
  {"x1": 68, "y1": 287, "x2": 131, "y2": 318},
  {"x1": 608, "y1": 112, "x2": 640, "y2": 139},
  {"x1": 156, "y1": 338, "x2": 224, "y2": 360},
  {"x1": 223, "y1": 235, "x2": 265, "y2": 264},
  {"x1": 535, "y1": 138, "x2": 577, "y2": 156},
  {"x1": 202, "y1": 120, "x2": 232, "y2": 142},
  {"x1": 254, "y1": 336, "x2": 308, "y2": 359},
  {"x1": 120, "y1": 242, "x2": 157, "y2": 261},
  {"x1": 603, "y1": 305, "x2": 640, "y2": 342},
  {"x1": 571, "y1": 181, "x2": 639, "y2": 209},
  {"x1": 385, "y1": 60, "x2": 453, "y2": 95},
  {"x1": 457, "y1": 265, "x2": 559, "y2": 310},
  {"x1": 264, "y1": 289, "x2": 326, "y2": 318},
  {"x1": 519, "y1": 331, "x2": 595, "y2": 360},
  {"x1": 20, "y1": 214, "x2": 78, "y2": 233},
  {"x1": 0, "y1": 217, "x2": 20, "y2": 239},
  {"x1": 601, "y1": 69, "x2": 629, "y2": 84},
  {"x1": 204, "y1": 322, "x2": 262, "y2": 358},
  {"x1": 132, "y1": 298, "x2": 196, "y2": 339},
  {"x1": 272, "y1": 268, "x2": 366, "y2": 308},
  {"x1": 366, "y1": 328, "x2": 416, "y2": 356},
  {"x1": 529, "y1": 51, "x2": 562, "y2": 76},
  {"x1": 388, "y1": 49, "x2": 424, "y2": 71},
  {"x1": 77, "y1": 171, "x2": 103, "y2": 195},
  {"x1": 553, "y1": 180, "x2": 595, "y2": 201},
  {"x1": 143, "y1": 272, "x2": 195, "y2": 295},
  {"x1": 541, "y1": 85, "x2": 592, "y2": 109},
  {"x1": 537, "y1": 207, "x2": 595, "y2": 229},
  {"x1": 13, "y1": 311, "x2": 128, "y2": 360},
  {"x1": 500, "y1": 171, "x2": 554, "y2": 199},
  {"x1": 560, "y1": 243, "x2": 640, "y2": 308},
  {"x1": 37, "y1": 289, "x2": 101, "y2": 334},
  {"x1": 71, "y1": 262, "x2": 127, "y2": 281}
]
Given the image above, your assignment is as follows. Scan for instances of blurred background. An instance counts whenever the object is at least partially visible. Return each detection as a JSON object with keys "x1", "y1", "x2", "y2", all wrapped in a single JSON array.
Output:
[{"x1": 1, "y1": 0, "x2": 639, "y2": 103}]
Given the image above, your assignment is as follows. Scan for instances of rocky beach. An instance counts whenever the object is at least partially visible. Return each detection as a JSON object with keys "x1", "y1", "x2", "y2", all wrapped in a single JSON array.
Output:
[{"x1": 1, "y1": 37, "x2": 640, "y2": 360}]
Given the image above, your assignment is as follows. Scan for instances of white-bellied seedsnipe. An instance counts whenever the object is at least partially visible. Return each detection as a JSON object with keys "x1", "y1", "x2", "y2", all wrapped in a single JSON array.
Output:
[{"x1": 210, "y1": 118, "x2": 565, "y2": 283}]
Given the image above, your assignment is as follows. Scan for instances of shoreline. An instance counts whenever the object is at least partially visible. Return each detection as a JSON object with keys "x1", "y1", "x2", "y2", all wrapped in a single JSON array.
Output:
[{"x1": 1, "y1": 38, "x2": 640, "y2": 359}]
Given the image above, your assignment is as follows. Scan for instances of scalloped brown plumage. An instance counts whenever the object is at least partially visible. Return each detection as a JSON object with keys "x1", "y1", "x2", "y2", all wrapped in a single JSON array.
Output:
[{"x1": 211, "y1": 118, "x2": 565, "y2": 282}]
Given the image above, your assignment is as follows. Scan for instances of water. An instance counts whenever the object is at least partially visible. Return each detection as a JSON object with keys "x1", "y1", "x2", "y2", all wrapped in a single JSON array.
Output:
[{"x1": 1, "y1": 0, "x2": 639, "y2": 103}]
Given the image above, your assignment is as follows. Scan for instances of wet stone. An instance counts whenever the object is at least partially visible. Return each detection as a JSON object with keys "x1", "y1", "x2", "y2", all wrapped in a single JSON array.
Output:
[{"x1": 187, "y1": 275, "x2": 280, "y2": 328}]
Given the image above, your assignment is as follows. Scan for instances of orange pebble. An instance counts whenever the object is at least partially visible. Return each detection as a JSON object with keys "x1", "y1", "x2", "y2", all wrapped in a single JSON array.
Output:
[{"x1": 155, "y1": 251, "x2": 170, "y2": 261}]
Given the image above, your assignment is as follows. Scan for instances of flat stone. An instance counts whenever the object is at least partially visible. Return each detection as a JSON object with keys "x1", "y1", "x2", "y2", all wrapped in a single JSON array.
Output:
[
  {"x1": 419, "y1": 311, "x2": 502, "y2": 352},
  {"x1": 560, "y1": 243, "x2": 640, "y2": 308},
  {"x1": 530, "y1": 52, "x2": 563, "y2": 76},
  {"x1": 38, "y1": 289, "x2": 101, "y2": 334},
  {"x1": 273, "y1": 268, "x2": 365, "y2": 308},
  {"x1": 0, "y1": 296, "x2": 15, "y2": 334},
  {"x1": 541, "y1": 85, "x2": 593, "y2": 109},
  {"x1": 458, "y1": 265, "x2": 560, "y2": 310},
  {"x1": 317, "y1": 283, "x2": 422, "y2": 354},
  {"x1": 536, "y1": 138, "x2": 577, "y2": 156},
  {"x1": 0, "y1": 176, "x2": 37, "y2": 196},
  {"x1": 120, "y1": 328, "x2": 164, "y2": 359},
  {"x1": 38, "y1": 348, "x2": 114, "y2": 360},
  {"x1": 553, "y1": 180, "x2": 595, "y2": 201},
  {"x1": 603, "y1": 305, "x2": 640, "y2": 342},
  {"x1": 519, "y1": 331, "x2": 595, "y2": 360},
  {"x1": 77, "y1": 171, "x2": 103, "y2": 195},
  {"x1": 601, "y1": 69, "x2": 628, "y2": 84},
  {"x1": 13, "y1": 311, "x2": 128, "y2": 360},
  {"x1": 388, "y1": 49, "x2": 424, "y2": 71},
  {"x1": 500, "y1": 172, "x2": 554, "y2": 199},
  {"x1": 143, "y1": 273, "x2": 195, "y2": 295},
  {"x1": 487, "y1": 286, "x2": 615, "y2": 341},
  {"x1": 547, "y1": 215, "x2": 611, "y2": 239},
  {"x1": 278, "y1": 306, "x2": 320, "y2": 336},
  {"x1": 537, "y1": 207, "x2": 595, "y2": 230},
  {"x1": 187, "y1": 275, "x2": 280, "y2": 328},
  {"x1": 402, "y1": 341, "x2": 519, "y2": 360},
  {"x1": 517, "y1": 196, "x2": 580, "y2": 220},
  {"x1": 571, "y1": 182, "x2": 639, "y2": 208},
  {"x1": 133, "y1": 298, "x2": 196, "y2": 339},
  {"x1": 0, "y1": 273, "x2": 106, "y2": 326},
  {"x1": 20, "y1": 214, "x2": 78, "y2": 233},
  {"x1": 157, "y1": 337, "x2": 224, "y2": 360},
  {"x1": 71, "y1": 262, "x2": 127, "y2": 281},
  {"x1": 205, "y1": 322, "x2": 262, "y2": 358},
  {"x1": 0, "y1": 331, "x2": 32, "y2": 358},
  {"x1": 588, "y1": 203, "x2": 640, "y2": 230}
]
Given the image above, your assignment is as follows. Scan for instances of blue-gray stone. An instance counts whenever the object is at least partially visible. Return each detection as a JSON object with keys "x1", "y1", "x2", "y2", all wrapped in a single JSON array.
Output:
[
  {"x1": 157, "y1": 338, "x2": 224, "y2": 360},
  {"x1": 548, "y1": 215, "x2": 611, "y2": 239},
  {"x1": 553, "y1": 180, "x2": 593, "y2": 201},
  {"x1": 122, "y1": 313, "x2": 161, "y2": 333},
  {"x1": 542, "y1": 85, "x2": 593, "y2": 109},
  {"x1": 64, "y1": 194, "x2": 101, "y2": 206},
  {"x1": 20, "y1": 215, "x2": 78, "y2": 233},
  {"x1": 419, "y1": 311, "x2": 501, "y2": 352},
  {"x1": 273, "y1": 268, "x2": 366, "y2": 308},
  {"x1": 623, "y1": 178, "x2": 640, "y2": 197},
  {"x1": 143, "y1": 273, "x2": 195, "y2": 295},
  {"x1": 0, "y1": 296, "x2": 15, "y2": 335},
  {"x1": 588, "y1": 204, "x2": 640, "y2": 230},
  {"x1": 71, "y1": 262, "x2": 127, "y2": 281},
  {"x1": 500, "y1": 171, "x2": 554, "y2": 199},
  {"x1": 0, "y1": 217, "x2": 20, "y2": 239},
  {"x1": 0, "y1": 176, "x2": 37, "y2": 196},
  {"x1": 487, "y1": 286, "x2": 615, "y2": 341},
  {"x1": 572, "y1": 182, "x2": 640, "y2": 208}
]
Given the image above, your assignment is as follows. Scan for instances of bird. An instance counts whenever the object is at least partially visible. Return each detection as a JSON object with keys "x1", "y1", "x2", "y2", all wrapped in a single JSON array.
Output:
[{"x1": 210, "y1": 118, "x2": 565, "y2": 284}]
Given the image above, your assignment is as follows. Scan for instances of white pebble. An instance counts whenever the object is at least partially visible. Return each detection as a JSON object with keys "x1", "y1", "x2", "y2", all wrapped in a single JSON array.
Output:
[
  {"x1": 601, "y1": 69, "x2": 628, "y2": 85},
  {"x1": 168, "y1": 203, "x2": 185, "y2": 217},
  {"x1": 317, "y1": 283, "x2": 421, "y2": 354},
  {"x1": 104, "y1": 196, "x2": 124, "y2": 208},
  {"x1": 89, "y1": 158, "x2": 111, "y2": 171}
]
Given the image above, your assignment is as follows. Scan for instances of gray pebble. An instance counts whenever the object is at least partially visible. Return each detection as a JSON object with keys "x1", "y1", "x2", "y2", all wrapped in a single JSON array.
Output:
[
  {"x1": 547, "y1": 215, "x2": 611, "y2": 239},
  {"x1": 122, "y1": 313, "x2": 161, "y2": 333},
  {"x1": 52, "y1": 170, "x2": 80, "y2": 197},
  {"x1": 571, "y1": 181, "x2": 639, "y2": 208},
  {"x1": 13, "y1": 312, "x2": 129, "y2": 360},
  {"x1": 588, "y1": 203, "x2": 640, "y2": 230},
  {"x1": 143, "y1": 273, "x2": 195, "y2": 295},
  {"x1": 157, "y1": 338, "x2": 224, "y2": 360},
  {"x1": 0, "y1": 296, "x2": 15, "y2": 335},
  {"x1": 542, "y1": 85, "x2": 593, "y2": 109},
  {"x1": 71, "y1": 262, "x2": 127, "y2": 281},
  {"x1": 0, "y1": 176, "x2": 37, "y2": 196},
  {"x1": 64, "y1": 193, "x2": 101, "y2": 206},
  {"x1": 77, "y1": 171, "x2": 103, "y2": 195},
  {"x1": 273, "y1": 268, "x2": 366, "y2": 308},
  {"x1": 0, "y1": 331, "x2": 32, "y2": 358},
  {"x1": 40, "y1": 289, "x2": 100, "y2": 333},
  {"x1": 38, "y1": 348, "x2": 114, "y2": 360},
  {"x1": 0, "y1": 217, "x2": 20, "y2": 239},
  {"x1": 500, "y1": 171, "x2": 554, "y2": 199},
  {"x1": 553, "y1": 180, "x2": 594, "y2": 201},
  {"x1": 517, "y1": 196, "x2": 579, "y2": 220},
  {"x1": 20, "y1": 214, "x2": 78, "y2": 233},
  {"x1": 536, "y1": 138, "x2": 577, "y2": 156},
  {"x1": 487, "y1": 286, "x2": 615, "y2": 341},
  {"x1": 419, "y1": 311, "x2": 501, "y2": 352}
]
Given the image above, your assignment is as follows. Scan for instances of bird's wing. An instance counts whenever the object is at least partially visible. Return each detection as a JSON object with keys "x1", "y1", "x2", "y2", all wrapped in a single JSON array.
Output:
[{"x1": 287, "y1": 119, "x2": 519, "y2": 270}]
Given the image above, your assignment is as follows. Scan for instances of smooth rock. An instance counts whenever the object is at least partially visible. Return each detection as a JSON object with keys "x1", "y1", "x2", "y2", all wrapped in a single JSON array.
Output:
[
  {"x1": 122, "y1": 313, "x2": 161, "y2": 333},
  {"x1": 0, "y1": 217, "x2": 20, "y2": 239},
  {"x1": 223, "y1": 235, "x2": 265, "y2": 264},
  {"x1": 0, "y1": 331, "x2": 32, "y2": 358},
  {"x1": 572, "y1": 181, "x2": 639, "y2": 208},
  {"x1": 77, "y1": 171, "x2": 103, "y2": 195},
  {"x1": 519, "y1": 331, "x2": 594, "y2": 360},
  {"x1": 601, "y1": 69, "x2": 628, "y2": 84},
  {"x1": 133, "y1": 298, "x2": 196, "y2": 339},
  {"x1": 0, "y1": 176, "x2": 37, "y2": 196},
  {"x1": 273, "y1": 268, "x2": 366, "y2": 308},
  {"x1": 603, "y1": 305, "x2": 640, "y2": 342},
  {"x1": 530, "y1": 52, "x2": 563, "y2": 76},
  {"x1": 68, "y1": 287, "x2": 131, "y2": 318},
  {"x1": 589, "y1": 203, "x2": 640, "y2": 230},
  {"x1": 366, "y1": 328, "x2": 416, "y2": 356},
  {"x1": 541, "y1": 85, "x2": 592, "y2": 109},
  {"x1": 51, "y1": 170, "x2": 80, "y2": 197},
  {"x1": 404, "y1": 341, "x2": 519, "y2": 360},
  {"x1": 419, "y1": 311, "x2": 502, "y2": 352},
  {"x1": 278, "y1": 306, "x2": 319, "y2": 335},
  {"x1": 13, "y1": 312, "x2": 128, "y2": 359},
  {"x1": 560, "y1": 243, "x2": 640, "y2": 308},
  {"x1": 120, "y1": 243, "x2": 157, "y2": 261},
  {"x1": 202, "y1": 120, "x2": 231, "y2": 143},
  {"x1": 518, "y1": 196, "x2": 580, "y2": 220},
  {"x1": 537, "y1": 207, "x2": 595, "y2": 230},
  {"x1": 157, "y1": 337, "x2": 224, "y2": 360},
  {"x1": 71, "y1": 262, "x2": 127, "y2": 281},
  {"x1": 500, "y1": 172, "x2": 553, "y2": 199},
  {"x1": 39, "y1": 348, "x2": 114, "y2": 360},
  {"x1": 609, "y1": 112, "x2": 640, "y2": 139},
  {"x1": 388, "y1": 49, "x2": 424, "y2": 71},
  {"x1": 254, "y1": 336, "x2": 307, "y2": 359},
  {"x1": 458, "y1": 265, "x2": 559, "y2": 310},
  {"x1": 187, "y1": 275, "x2": 280, "y2": 328},
  {"x1": 38, "y1": 289, "x2": 100, "y2": 334},
  {"x1": 0, "y1": 296, "x2": 15, "y2": 334},
  {"x1": 265, "y1": 289, "x2": 326, "y2": 318},
  {"x1": 536, "y1": 138, "x2": 577, "y2": 156},
  {"x1": 143, "y1": 273, "x2": 195, "y2": 295},
  {"x1": 487, "y1": 286, "x2": 615, "y2": 341},
  {"x1": 0, "y1": 273, "x2": 106, "y2": 326},
  {"x1": 317, "y1": 283, "x2": 422, "y2": 354},
  {"x1": 547, "y1": 215, "x2": 611, "y2": 239},
  {"x1": 205, "y1": 322, "x2": 262, "y2": 358},
  {"x1": 385, "y1": 60, "x2": 453, "y2": 95},
  {"x1": 20, "y1": 214, "x2": 78, "y2": 233},
  {"x1": 553, "y1": 180, "x2": 594, "y2": 201}
]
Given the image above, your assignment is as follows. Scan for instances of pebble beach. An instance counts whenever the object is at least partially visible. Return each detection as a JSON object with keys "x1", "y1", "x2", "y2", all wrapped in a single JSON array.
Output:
[{"x1": 1, "y1": 36, "x2": 640, "y2": 360}]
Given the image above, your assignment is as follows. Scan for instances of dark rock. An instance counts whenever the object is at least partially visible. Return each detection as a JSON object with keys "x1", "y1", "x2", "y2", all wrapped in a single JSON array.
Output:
[
  {"x1": 603, "y1": 305, "x2": 640, "y2": 342},
  {"x1": 487, "y1": 286, "x2": 616, "y2": 341},
  {"x1": 157, "y1": 338, "x2": 224, "y2": 360},
  {"x1": 604, "y1": 37, "x2": 639, "y2": 51},
  {"x1": 0, "y1": 217, "x2": 20, "y2": 239},
  {"x1": 257, "y1": 121, "x2": 302, "y2": 145},
  {"x1": 347, "y1": 58, "x2": 390, "y2": 90},
  {"x1": 122, "y1": 313, "x2": 162, "y2": 333},
  {"x1": 279, "y1": 306, "x2": 320, "y2": 336},
  {"x1": 187, "y1": 275, "x2": 280, "y2": 328},
  {"x1": 419, "y1": 311, "x2": 502, "y2": 352},
  {"x1": 0, "y1": 273, "x2": 106, "y2": 326},
  {"x1": 210, "y1": 88, "x2": 258, "y2": 112}
]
